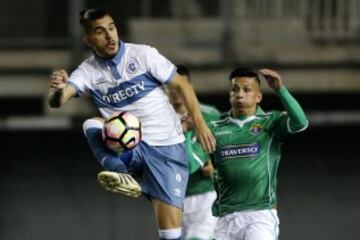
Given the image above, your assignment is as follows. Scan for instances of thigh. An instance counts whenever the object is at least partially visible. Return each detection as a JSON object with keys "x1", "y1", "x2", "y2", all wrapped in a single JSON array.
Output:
[
  {"x1": 215, "y1": 215, "x2": 241, "y2": 240},
  {"x1": 183, "y1": 192, "x2": 218, "y2": 239},
  {"x1": 244, "y1": 210, "x2": 280, "y2": 240},
  {"x1": 183, "y1": 191, "x2": 217, "y2": 214},
  {"x1": 183, "y1": 205, "x2": 217, "y2": 239},
  {"x1": 137, "y1": 141, "x2": 188, "y2": 208},
  {"x1": 152, "y1": 198, "x2": 182, "y2": 229}
]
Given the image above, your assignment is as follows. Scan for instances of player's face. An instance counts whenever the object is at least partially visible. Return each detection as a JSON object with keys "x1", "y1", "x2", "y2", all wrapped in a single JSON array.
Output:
[
  {"x1": 84, "y1": 15, "x2": 119, "y2": 58},
  {"x1": 229, "y1": 77, "x2": 262, "y2": 117}
]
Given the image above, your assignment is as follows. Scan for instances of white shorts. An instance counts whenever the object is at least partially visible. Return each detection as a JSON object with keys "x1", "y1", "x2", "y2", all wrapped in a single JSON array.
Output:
[
  {"x1": 215, "y1": 209, "x2": 279, "y2": 240},
  {"x1": 182, "y1": 191, "x2": 218, "y2": 239}
]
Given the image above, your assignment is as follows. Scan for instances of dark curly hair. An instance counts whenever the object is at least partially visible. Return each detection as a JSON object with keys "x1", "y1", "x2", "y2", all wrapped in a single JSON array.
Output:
[
  {"x1": 79, "y1": 9, "x2": 110, "y2": 33},
  {"x1": 229, "y1": 67, "x2": 260, "y2": 85}
]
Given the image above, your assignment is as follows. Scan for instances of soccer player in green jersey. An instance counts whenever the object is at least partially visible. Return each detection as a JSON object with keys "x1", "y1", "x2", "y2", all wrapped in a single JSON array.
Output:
[
  {"x1": 210, "y1": 67, "x2": 308, "y2": 240},
  {"x1": 169, "y1": 65, "x2": 219, "y2": 240}
]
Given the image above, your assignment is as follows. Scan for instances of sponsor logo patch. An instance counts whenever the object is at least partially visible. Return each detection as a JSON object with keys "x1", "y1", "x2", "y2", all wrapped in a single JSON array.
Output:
[
  {"x1": 95, "y1": 77, "x2": 110, "y2": 95},
  {"x1": 102, "y1": 81, "x2": 145, "y2": 103},
  {"x1": 220, "y1": 143, "x2": 260, "y2": 159},
  {"x1": 174, "y1": 188, "x2": 182, "y2": 197}
]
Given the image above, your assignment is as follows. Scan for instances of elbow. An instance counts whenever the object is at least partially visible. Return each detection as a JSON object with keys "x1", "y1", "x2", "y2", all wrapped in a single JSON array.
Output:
[
  {"x1": 288, "y1": 118, "x2": 309, "y2": 133},
  {"x1": 295, "y1": 122, "x2": 309, "y2": 132},
  {"x1": 48, "y1": 102, "x2": 61, "y2": 109},
  {"x1": 49, "y1": 103, "x2": 61, "y2": 109},
  {"x1": 297, "y1": 121, "x2": 309, "y2": 132},
  {"x1": 48, "y1": 98, "x2": 62, "y2": 108}
]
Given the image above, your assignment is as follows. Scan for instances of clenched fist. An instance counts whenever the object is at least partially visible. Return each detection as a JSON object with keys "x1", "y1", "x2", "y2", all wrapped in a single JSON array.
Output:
[{"x1": 50, "y1": 69, "x2": 69, "y2": 91}]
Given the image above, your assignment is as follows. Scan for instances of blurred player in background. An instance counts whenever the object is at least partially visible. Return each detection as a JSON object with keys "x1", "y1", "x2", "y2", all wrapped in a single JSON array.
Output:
[
  {"x1": 210, "y1": 68, "x2": 308, "y2": 240},
  {"x1": 168, "y1": 65, "x2": 219, "y2": 240},
  {"x1": 48, "y1": 9, "x2": 215, "y2": 240}
]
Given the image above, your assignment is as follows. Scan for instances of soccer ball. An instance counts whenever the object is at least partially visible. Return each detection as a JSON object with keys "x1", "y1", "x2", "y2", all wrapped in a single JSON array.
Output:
[{"x1": 102, "y1": 111, "x2": 142, "y2": 153}]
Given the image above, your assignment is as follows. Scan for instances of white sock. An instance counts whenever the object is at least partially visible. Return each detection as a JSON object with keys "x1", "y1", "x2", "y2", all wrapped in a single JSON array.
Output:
[{"x1": 158, "y1": 228, "x2": 181, "y2": 239}]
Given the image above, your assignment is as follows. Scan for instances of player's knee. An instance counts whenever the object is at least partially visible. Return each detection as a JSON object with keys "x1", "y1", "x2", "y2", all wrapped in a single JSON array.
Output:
[
  {"x1": 83, "y1": 118, "x2": 104, "y2": 135},
  {"x1": 158, "y1": 228, "x2": 181, "y2": 240},
  {"x1": 83, "y1": 118, "x2": 130, "y2": 173}
]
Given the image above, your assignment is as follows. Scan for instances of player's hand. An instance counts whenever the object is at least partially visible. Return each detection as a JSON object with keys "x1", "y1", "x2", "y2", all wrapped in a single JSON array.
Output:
[
  {"x1": 50, "y1": 69, "x2": 68, "y2": 91},
  {"x1": 259, "y1": 68, "x2": 283, "y2": 91},
  {"x1": 196, "y1": 124, "x2": 216, "y2": 153}
]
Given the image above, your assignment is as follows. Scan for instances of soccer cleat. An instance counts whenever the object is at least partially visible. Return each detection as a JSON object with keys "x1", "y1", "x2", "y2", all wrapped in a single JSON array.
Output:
[{"x1": 97, "y1": 171, "x2": 142, "y2": 198}]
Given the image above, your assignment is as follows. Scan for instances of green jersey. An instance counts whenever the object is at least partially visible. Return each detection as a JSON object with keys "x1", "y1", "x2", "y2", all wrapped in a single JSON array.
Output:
[
  {"x1": 211, "y1": 87, "x2": 308, "y2": 217},
  {"x1": 200, "y1": 104, "x2": 221, "y2": 123},
  {"x1": 186, "y1": 104, "x2": 221, "y2": 196}
]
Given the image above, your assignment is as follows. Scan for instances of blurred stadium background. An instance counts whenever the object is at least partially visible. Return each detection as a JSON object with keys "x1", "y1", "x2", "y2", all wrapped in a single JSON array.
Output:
[{"x1": 1, "y1": 0, "x2": 360, "y2": 239}]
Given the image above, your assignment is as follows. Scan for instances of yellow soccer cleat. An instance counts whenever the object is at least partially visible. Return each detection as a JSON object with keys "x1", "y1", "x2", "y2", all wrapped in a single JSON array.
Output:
[{"x1": 97, "y1": 171, "x2": 142, "y2": 198}]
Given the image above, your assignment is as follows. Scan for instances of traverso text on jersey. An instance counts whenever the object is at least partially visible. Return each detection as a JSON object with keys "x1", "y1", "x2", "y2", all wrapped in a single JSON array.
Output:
[{"x1": 220, "y1": 144, "x2": 260, "y2": 159}]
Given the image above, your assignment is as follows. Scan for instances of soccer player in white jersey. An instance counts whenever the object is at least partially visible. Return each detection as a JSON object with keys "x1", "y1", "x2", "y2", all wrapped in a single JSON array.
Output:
[{"x1": 48, "y1": 9, "x2": 215, "y2": 240}]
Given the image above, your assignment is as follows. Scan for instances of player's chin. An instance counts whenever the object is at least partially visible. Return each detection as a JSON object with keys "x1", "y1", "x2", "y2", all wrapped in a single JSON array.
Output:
[
  {"x1": 232, "y1": 102, "x2": 246, "y2": 108},
  {"x1": 104, "y1": 46, "x2": 118, "y2": 57},
  {"x1": 104, "y1": 50, "x2": 117, "y2": 58}
]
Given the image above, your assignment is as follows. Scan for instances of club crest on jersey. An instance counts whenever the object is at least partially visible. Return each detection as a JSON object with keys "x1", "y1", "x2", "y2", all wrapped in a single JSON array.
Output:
[
  {"x1": 250, "y1": 124, "x2": 264, "y2": 135},
  {"x1": 126, "y1": 59, "x2": 138, "y2": 74},
  {"x1": 220, "y1": 143, "x2": 260, "y2": 159}
]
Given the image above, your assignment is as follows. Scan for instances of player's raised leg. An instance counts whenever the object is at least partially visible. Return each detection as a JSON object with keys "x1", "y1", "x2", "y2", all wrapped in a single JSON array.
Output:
[
  {"x1": 83, "y1": 118, "x2": 129, "y2": 172},
  {"x1": 97, "y1": 171, "x2": 141, "y2": 198},
  {"x1": 83, "y1": 118, "x2": 141, "y2": 197}
]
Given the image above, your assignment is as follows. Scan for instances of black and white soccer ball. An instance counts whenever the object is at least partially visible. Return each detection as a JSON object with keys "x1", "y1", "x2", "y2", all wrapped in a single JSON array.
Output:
[{"x1": 102, "y1": 111, "x2": 142, "y2": 153}]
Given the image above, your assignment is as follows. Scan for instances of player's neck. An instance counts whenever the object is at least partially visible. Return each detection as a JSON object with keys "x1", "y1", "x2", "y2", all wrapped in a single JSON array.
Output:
[{"x1": 232, "y1": 108, "x2": 256, "y2": 119}]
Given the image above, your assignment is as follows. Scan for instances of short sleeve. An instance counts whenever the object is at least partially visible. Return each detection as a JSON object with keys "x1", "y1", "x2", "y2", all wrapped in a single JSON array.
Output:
[
  {"x1": 186, "y1": 130, "x2": 210, "y2": 174},
  {"x1": 144, "y1": 46, "x2": 177, "y2": 83},
  {"x1": 67, "y1": 67, "x2": 89, "y2": 96}
]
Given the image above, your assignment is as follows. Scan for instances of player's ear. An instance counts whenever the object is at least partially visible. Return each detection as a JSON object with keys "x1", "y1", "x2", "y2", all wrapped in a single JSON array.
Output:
[
  {"x1": 256, "y1": 91, "x2": 263, "y2": 104},
  {"x1": 83, "y1": 35, "x2": 91, "y2": 47}
]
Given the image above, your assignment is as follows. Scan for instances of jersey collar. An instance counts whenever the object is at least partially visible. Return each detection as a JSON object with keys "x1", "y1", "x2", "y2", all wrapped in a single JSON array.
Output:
[
  {"x1": 229, "y1": 115, "x2": 256, "y2": 127},
  {"x1": 255, "y1": 106, "x2": 265, "y2": 116},
  {"x1": 94, "y1": 40, "x2": 126, "y2": 67},
  {"x1": 229, "y1": 106, "x2": 265, "y2": 120},
  {"x1": 228, "y1": 106, "x2": 266, "y2": 127}
]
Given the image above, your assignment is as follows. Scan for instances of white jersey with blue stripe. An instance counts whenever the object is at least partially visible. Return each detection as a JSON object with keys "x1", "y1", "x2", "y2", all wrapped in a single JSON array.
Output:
[{"x1": 68, "y1": 41, "x2": 184, "y2": 146}]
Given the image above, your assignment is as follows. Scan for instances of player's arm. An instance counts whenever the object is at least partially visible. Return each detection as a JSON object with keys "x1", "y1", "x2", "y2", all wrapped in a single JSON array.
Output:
[
  {"x1": 48, "y1": 69, "x2": 77, "y2": 108},
  {"x1": 169, "y1": 73, "x2": 216, "y2": 152},
  {"x1": 259, "y1": 68, "x2": 308, "y2": 132}
]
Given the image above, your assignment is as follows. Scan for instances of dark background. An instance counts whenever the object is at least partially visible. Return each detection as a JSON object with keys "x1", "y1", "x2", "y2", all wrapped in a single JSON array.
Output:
[{"x1": 1, "y1": 0, "x2": 360, "y2": 239}]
